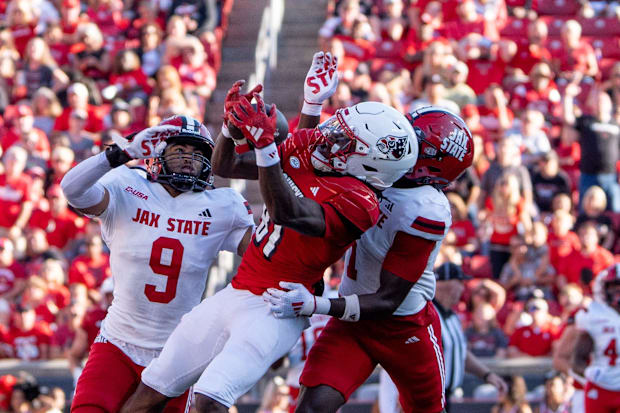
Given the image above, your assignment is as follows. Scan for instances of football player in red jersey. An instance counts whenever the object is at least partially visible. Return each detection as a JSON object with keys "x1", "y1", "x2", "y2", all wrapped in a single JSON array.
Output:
[
  {"x1": 60, "y1": 115, "x2": 255, "y2": 413},
  {"x1": 121, "y1": 52, "x2": 417, "y2": 413},
  {"x1": 262, "y1": 73, "x2": 501, "y2": 410},
  {"x1": 573, "y1": 264, "x2": 620, "y2": 413}
]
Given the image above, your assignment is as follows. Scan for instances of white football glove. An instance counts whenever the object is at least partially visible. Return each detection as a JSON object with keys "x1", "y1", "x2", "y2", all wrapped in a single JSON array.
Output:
[
  {"x1": 263, "y1": 281, "x2": 316, "y2": 318},
  {"x1": 302, "y1": 51, "x2": 339, "y2": 115},
  {"x1": 111, "y1": 124, "x2": 180, "y2": 159}
]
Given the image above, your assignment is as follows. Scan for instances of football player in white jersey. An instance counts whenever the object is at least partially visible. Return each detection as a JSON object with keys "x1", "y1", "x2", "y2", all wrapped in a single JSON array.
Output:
[
  {"x1": 573, "y1": 264, "x2": 620, "y2": 413},
  {"x1": 264, "y1": 107, "x2": 482, "y2": 413},
  {"x1": 60, "y1": 115, "x2": 255, "y2": 413}
]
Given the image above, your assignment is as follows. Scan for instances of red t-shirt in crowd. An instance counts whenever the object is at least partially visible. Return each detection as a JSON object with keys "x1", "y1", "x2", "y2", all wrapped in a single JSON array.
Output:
[
  {"x1": 466, "y1": 59, "x2": 509, "y2": 95},
  {"x1": 485, "y1": 197, "x2": 524, "y2": 246},
  {"x1": 509, "y1": 38, "x2": 552, "y2": 76},
  {"x1": 0, "y1": 173, "x2": 32, "y2": 228},
  {"x1": 451, "y1": 220, "x2": 476, "y2": 247},
  {"x1": 10, "y1": 23, "x2": 36, "y2": 57},
  {"x1": 28, "y1": 207, "x2": 86, "y2": 249},
  {"x1": 509, "y1": 323, "x2": 560, "y2": 356},
  {"x1": 6, "y1": 322, "x2": 52, "y2": 360},
  {"x1": 0, "y1": 261, "x2": 26, "y2": 296},
  {"x1": 109, "y1": 69, "x2": 153, "y2": 95},
  {"x1": 68, "y1": 254, "x2": 111, "y2": 290},
  {"x1": 0, "y1": 128, "x2": 50, "y2": 156},
  {"x1": 550, "y1": 40, "x2": 595, "y2": 74},
  {"x1": 557, "y1": 247, "x2": 615, "y2": 291},
  {"x1": 548, "y1": 230, "x2": 580, "y2": 272},
  {"x1": 53, "y1": 105, "x2": 105, "y2": 133}
]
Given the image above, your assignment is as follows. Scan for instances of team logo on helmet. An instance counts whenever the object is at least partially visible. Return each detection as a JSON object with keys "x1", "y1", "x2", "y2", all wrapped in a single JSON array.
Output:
[
  {"x1": 376, "y1": 135, "x2": 409, "y2": 160},
  {"x1": 440, "y1": 129, "x2": 468, "y2": 162}
]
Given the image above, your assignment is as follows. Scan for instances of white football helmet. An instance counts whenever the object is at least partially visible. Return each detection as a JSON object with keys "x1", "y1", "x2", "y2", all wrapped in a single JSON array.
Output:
[{"x1": 311, "y1": 102, "x2": 417, "y2": 189}]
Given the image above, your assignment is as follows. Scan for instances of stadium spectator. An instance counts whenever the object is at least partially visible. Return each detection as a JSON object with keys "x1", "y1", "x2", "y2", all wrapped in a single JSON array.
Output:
[
  {"x1": 29, "y1": 184, "x2": 85, "y2": 251},
  {"x1": 136, "y1": 23, "x2": 165, "y2": 77},
  {"x1": 480, "y1": 172, "x2": 533, "y2": 279},
  {"x1": 411, "y1": 40, "x2": 453, "y2": 97},
  {"x1": 507, "y1": 19, "x2": 552, "y2": 82},
  {"x1": 533, "y1": 372, "x2": 571, "y2": 413},
  {"x1": 31, "y1": 87, "x2": 63, "y2": 136},
  {"x1": 0, "y1": 238, "x2": 26, "y2": 304},
  {"x1": 507, "y1": 296, "x2": 560, "y2": 357},
  {"x1": 444, "y1": 60, "x2": 477, "y2": 109},
  {"x1": 530, "y1": 150, "x2": 572, "y2": 215},
  {"x1": 547, "y1": 209, "x2": 580, "y2": 273},
  {"x1": 6, "y1": 303, "x2": 52, "y2": 361},
  {"x1": 68, "y1": 234, "x2": 110, "y2": 301},
  {"x1": 490, "y1": 375, "x2": 532, "y2": 413},
  {"x1": 446, "y1": 193, "x2": 478, "y2": 254},
  {"x1": 465, "y1": 302, "x2": 509, "y2": 358},
  {"x1": 556, "y1": 221, "x2": 614, "y2": 292},
  {"x1": 510, "y1": 62, "x2": 561, "y2": 124},
  {"x1": 14, "y1": 37, "x2": 69, "y2": 101},
  {"x1": 506, "y1": 108, "x2": 551, "y2": 166},
  {"x1": 71, "y1": 22, "x2": 111, "y2": 84},
  {"x1": 480, "y1": 137, "x2": 533, "y2": 208},
  {"x1": 53, "y1": 82, "x2": 105, "y2": 133},
  {"x1": 1, "y1": 104, "x2": 50, "y2": 167},
  {"x1": 563, "y1": 83, "x2": 620, "y2": 212},
  {"x1": 108, "y1": 50, "x2": 154, "y2": 104},
  {"x1": 551, "y1": 19, "x2": 598, "y2": 83},
  {"x1": 0, "y1": 146, "x2": 33, "y2": 240},
  {"x1": 319, "y1": 0, "x2": 365, "y2": 49},
  {"x1": 46, "y1": 145, "x2": 75, "y2": 187},
  {"x1": 408, "y1": 73, "x2": 460, "y2": 114},
  {"x1": 6, "y1": 0, "x2": 38, "y2": 58},
  {"x1": 574, "y1": 185, "x2": 616, "y2": 250}
]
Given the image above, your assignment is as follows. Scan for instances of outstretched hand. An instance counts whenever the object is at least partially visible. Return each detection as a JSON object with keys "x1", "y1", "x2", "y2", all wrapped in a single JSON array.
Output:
[
  {"x1": 304, "y1": 51, "x2": 339, "y2": 107},
  {"x1": 228, "y1": 93, "x2": 277, "y2": 149}
]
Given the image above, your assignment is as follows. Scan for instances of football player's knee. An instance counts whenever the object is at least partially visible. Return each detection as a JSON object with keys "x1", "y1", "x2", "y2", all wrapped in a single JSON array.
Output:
[{"x1": 194, "y1": 393, "x2": 228, "y2": 413}]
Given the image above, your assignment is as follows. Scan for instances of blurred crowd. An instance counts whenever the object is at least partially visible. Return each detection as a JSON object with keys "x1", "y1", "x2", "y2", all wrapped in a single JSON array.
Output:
[
  {"x1": 0, "y1": 0, "x2": 620, "y2": 411},
  {"x1": 0, "y1": 0, "x2": 233, "y2": 411}
]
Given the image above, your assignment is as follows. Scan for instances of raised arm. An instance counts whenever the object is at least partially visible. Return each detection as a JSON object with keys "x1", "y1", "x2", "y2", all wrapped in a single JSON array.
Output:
[
  {"x1": 211, "y1": 80, "x2": 264, "y2": 180},
  {"x1": 60, "y1": 125, "x2": 180, "y2": 216},
  {"x1": 296, "y1": 51, "x2": 339, "y2": 130},
  {"x1": 229, "y1": 94, "x2": 326, "y2": 237}
]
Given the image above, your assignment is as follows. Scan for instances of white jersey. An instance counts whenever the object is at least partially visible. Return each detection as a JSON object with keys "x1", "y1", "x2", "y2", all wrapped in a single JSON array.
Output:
[
  {"x1": 575, "y1": 301, "x2": 620, "y2": 391},
  {"x1": 96, "y1": 166, "x2": 254, "y2": 356},
  {"x1": 340, "y1": 185, "x2": 451, "y2": 316}
]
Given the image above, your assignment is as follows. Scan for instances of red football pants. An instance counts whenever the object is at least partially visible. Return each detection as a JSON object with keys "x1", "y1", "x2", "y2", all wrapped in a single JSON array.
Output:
[
  {"x1": 585, "y1": 382, "x2": 620, "y2": 413},
  {"x1": 300, "y1": 302, "x2": 445, "y2": 413},
  {"x1": 71, "y1": 340, "x2": 190, "y2": 413}
]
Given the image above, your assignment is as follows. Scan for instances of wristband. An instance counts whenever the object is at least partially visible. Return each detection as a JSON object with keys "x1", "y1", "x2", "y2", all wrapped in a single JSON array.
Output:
[
  {"x1": 105, "y1": 144, "x2": 131, "y2": 168},
  {"x1": 234, "y1": 139, "x2": 251, "y2": 154},
  {"x1": 254, "y1": 142, "x2": 280, "y2": 167},
  {"x1": 340, "y1": 294, "x2": 360, "y2": 322},
  {"x1": 221, "y1": 122, "x2": 232, "y2": 139},
  {"x1": 313, "y1": 296, "x2": 331, "y2": 315},
  {"x1": 302, "y1": 100, "x2": 323, "y2": 117}
]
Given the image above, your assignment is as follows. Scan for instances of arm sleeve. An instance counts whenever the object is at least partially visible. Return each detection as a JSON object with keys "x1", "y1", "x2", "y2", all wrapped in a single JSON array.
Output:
[
  {"x1": 220, "y1": 189, "x2": 255, "y2": 253},
  {"x1": 382, "y1": 231, "x2": 436, "y2": 283}
]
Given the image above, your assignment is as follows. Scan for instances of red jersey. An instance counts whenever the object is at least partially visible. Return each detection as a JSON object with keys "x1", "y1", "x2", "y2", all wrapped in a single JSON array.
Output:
[
  {"x1": 509, "y1": 39, "x2": 552, "y2": 76},
  {"x1": 509, "y1": 323, "x2": 560, "y2": 356},
  {"x1": 1, "y1": 128, "x2": 50, "y2": 155},
  {"x1": 68, "y1": 254, "x2": 111, "y2": 290},
  {"x1": 0, "y1": 173, "x2": 32, "y2": 228},
  {"x1": 451, "y1": 220, "x2": 476, "y2": 247},
  {"x1": 7, "y1": 322, "x2": 52, "y2": 360},
  {"x1": 558, "y1": 247, "x2": 615, "y2": 291},
  {"x1": 232, "y1": 129, "x2": 380, "y2": 295},
  {"x1": 29, "y1": 207, "x2": 85, "y2": 249},
  {"x1": 53, "y1": 105, "x2": 105, "y2": 133},
  {"x1": 548, "y1": 230, "x2": 580, "y2": 271},
  {"x1": 0, "y1": 261, "x2": 26, "y2": 295}
]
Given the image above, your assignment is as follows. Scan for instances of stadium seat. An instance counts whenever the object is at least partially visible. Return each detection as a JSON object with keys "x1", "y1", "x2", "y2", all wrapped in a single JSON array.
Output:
[
  {"x1": 578, "y1": 17, "x2": 620, "y2": 37},
  {"x1": 535, "y1": 0, "x2": 580, "y2": 16},
  {"x1": 499, "y1": 17, "x2": 529, "y2": 38},
  {"x1": 539, "y1": 16, "x2": 569, "y2": 36}
]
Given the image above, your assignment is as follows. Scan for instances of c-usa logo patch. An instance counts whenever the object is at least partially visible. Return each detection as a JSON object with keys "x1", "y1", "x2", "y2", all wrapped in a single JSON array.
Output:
[{"x1": 289, "y1": 156, "x2": 300, "y2": 168}]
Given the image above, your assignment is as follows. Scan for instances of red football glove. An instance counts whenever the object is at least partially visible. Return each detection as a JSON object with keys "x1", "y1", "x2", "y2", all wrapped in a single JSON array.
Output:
[
  {"x1": 224, "y1": 80, "x2": 263, "y2": 119},
  {"x1": 229, "y1": 93, "x2": 277, "y2": 149}
]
